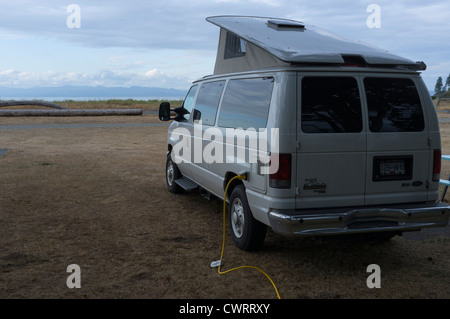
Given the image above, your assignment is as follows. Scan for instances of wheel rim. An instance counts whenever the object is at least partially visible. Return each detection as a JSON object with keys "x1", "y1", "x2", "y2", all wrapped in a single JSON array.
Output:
[
  {"x1": 231, "y1": 198, "x2": 245, "y2": 238},
  {"x1": 166, "y1": 161, "x2": 174, "y2": 186}
]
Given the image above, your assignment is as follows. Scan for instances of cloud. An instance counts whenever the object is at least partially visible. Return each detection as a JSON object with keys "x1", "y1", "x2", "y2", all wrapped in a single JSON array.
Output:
[
  {"x1": 144, "y1": 69, "x2": 162, "y2": 77},
  {"x1": 1, "y1": 1, "x2": 448, "y2": 59},
  {"x1": 0, "y1": 1, "x2": 220, "y2": 49},
  {"x1": 0, "y1": 0, "x2": 307, "y2": 50},
  {"x1": 0, "y1": 68, "x2": 190, "y2": 89},
  {"x1": 1, "y1": 0, "x2": 448, "y2": 50},
  {"x1": 215, "y1": 0, "x2": 280, "y2": 6},
  {"x1": 0, "y1": 0, "x2": 447, "y2": 91}
]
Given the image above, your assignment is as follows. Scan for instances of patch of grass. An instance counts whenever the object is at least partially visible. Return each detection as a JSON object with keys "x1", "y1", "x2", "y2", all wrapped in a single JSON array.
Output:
[
  {"x1": 53, "y1": 99, "x2": 183, "y2": 111},
  {"x1": 34, "y1": 162, "x2": 52, "y2": 166},
  {"x1": 1, "y1": 114, "x2": 450, "y2": 299}
]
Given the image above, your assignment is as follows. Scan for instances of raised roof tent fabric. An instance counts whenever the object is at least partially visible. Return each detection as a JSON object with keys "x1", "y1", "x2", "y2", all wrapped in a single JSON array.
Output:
[
  {"x1": 207, "y1": 16, "x2": 423, "y2": 74},
  {"x1": 213, "y1": 28, "x2": 289, "y2": 75}
]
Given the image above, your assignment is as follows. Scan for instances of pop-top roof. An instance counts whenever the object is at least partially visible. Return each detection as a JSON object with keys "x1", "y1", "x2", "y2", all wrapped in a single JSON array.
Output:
[{"x1": 207, "y1": 16, "x2": 425, "y2": 70}]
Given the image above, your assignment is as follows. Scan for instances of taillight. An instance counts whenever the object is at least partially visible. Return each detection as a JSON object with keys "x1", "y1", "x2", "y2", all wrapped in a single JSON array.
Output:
[
  {"x1": 269, "y1": 154, "x2": 291, "y2": 188},
  {"x1": 433, "y1": 149, "x2": 441, "y2": 182}
]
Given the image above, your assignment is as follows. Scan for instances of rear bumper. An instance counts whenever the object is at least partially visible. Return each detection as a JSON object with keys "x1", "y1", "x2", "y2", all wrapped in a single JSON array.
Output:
[{"x1": 268, "y1": 202, "x2": 450, "y2": 236}]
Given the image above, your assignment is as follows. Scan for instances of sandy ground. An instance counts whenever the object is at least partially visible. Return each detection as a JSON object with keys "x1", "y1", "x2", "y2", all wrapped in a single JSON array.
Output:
[{"x1": 1, "y1": 110, "x2": 450, "y2": 299}]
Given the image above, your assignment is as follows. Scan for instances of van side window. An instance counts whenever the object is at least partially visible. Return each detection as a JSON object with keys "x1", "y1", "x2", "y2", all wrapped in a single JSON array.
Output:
[
  {"x1": 218, "y1": 77, "x2": 274, "y2": 129},
  {"x1": 364, "y1": 78, "x2": 425, "y2": 132},
  {"x1": 224, "y1": 31, "x2": 247, "y2": 59},
  {"x1": 301, "y1": 77, "x2": 362, "y2": 133},
  {"x1": 193, "y1": 81, "x2": 225, "y2": 126},
  {"x1": 182, "y1": 85, "x2": 198, "y2": 121}
]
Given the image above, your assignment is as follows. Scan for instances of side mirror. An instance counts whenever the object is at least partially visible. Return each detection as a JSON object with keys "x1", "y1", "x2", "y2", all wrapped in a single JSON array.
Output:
[
  {"x1": 159, "y1": 102, "x2": 190, "y2": 122},
  {"x1": 159, "y1": 102, "x2": 171, "y2": 121}
]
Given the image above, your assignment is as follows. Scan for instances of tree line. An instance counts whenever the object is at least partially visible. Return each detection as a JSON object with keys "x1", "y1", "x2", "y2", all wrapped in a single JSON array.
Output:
[{"x1": 435, "y1": 73, "x2": 450, "y2": 94}]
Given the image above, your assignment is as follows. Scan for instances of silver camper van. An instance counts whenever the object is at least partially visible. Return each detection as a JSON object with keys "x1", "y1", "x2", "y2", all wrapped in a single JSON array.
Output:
[{"x1": 159, "y1": 16, "x2": 450, "y2": 251}]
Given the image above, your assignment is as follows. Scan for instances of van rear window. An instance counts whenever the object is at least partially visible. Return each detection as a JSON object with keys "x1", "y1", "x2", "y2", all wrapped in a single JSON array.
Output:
[
  {"x1": 364, "y1": 78, "x2": 425, "y2": 132},
  {"x1": 301, "y1": 77, "x2": 362, "y2": 133},
  {"x1": 218, "y1": 77, "x2": 274, "y2": 129}
]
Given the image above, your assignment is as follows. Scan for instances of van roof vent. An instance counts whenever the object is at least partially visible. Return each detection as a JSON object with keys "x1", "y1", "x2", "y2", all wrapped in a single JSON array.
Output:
[
  {"x1": 267, "y1": 19, "x2": 305, "y2": 30},
  {"x1": 341, "y1": 55, "x2": 367, "y2": 67}
]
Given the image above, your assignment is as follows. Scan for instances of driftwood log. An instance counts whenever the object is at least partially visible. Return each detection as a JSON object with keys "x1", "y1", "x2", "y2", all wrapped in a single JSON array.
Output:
[{"x1": 0, "y1": 101, "x2": 143, "y2": 116}]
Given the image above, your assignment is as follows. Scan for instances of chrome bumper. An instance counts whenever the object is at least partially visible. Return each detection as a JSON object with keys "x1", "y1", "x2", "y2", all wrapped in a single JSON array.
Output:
[{"x1": 268, "y1": 202, "x2": 450, "y2": 236}]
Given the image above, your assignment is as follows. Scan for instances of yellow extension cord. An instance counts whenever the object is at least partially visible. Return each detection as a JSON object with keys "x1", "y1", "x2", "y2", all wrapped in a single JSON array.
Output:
[{"x1": 216, "y1": 174, "x2": 281, "y2": 299}]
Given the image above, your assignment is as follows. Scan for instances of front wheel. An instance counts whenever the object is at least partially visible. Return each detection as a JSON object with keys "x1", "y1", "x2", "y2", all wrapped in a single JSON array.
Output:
[
  {"x1": 229, "y1": 185, "x2": 266, "y2": 251},
  {"x1": 166, "y1": 153, "x2": 182, "y2": 194}
]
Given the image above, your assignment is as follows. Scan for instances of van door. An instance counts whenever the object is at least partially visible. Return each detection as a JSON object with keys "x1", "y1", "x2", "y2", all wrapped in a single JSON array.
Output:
[
  {"x1": 296, "y1": 75, "x2": 366, "y2": 209},
  {"x1": 190, "y1": 80, "x2": 226, "y2": 193},
  {"x1": 363, "y1": 76, "x2": 429, "y2": 205}
]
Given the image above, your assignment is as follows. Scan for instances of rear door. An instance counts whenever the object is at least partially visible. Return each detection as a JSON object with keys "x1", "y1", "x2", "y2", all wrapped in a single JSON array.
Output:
[
  {"x1": 363, "y1": 75, "x2": 430, "y2": 205},
  {"x1": 296, "y1": 74, "x2": 367, "y2": 209}
]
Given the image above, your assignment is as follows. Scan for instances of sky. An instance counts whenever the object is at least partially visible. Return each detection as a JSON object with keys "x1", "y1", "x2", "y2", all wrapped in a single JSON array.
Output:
[{"x1": 0, "y1": 0, "x2": 449, "y2": 93}]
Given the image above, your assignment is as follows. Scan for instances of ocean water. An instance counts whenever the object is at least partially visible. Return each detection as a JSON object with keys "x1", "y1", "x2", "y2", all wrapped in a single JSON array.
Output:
[{"x1": 0, "y1": 96, "x2": 184, "y2": 102}]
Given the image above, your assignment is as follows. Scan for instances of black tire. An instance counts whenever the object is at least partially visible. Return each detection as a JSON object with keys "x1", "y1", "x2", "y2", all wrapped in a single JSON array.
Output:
[
  {"x1": 166, "y1": 153, "x2": 182, "y2": 194},
  {"x1": 229, "y1": 185, "x2": 267, "y2": 251}
]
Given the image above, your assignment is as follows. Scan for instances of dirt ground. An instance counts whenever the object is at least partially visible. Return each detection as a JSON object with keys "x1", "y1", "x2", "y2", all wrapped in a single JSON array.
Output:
[{"x1": 1, "y1": 103, "x2": 450, "y2": 299}]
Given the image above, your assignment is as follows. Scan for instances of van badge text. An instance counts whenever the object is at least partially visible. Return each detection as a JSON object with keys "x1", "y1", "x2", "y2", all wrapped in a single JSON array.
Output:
[{"x1": 303, "y1": 182, "x2": 327, "y2": 190}]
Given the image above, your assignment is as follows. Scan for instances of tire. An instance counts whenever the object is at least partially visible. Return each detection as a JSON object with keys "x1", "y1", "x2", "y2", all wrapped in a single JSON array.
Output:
[
  {"x1": 229, "y1": 185, "x2": 267, "y2": 251},
  {"x1": 166, "y1": 153, "x2": 182, "y2": 194}
]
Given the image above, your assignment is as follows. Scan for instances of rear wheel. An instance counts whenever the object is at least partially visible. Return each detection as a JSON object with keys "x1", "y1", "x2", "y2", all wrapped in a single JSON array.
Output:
[
  {"x1": 229, "y1": 185, "x2": 266, "y2": 251},
  {"x1": 166, "y1": 153, "x2": 182, "y2": 194}
]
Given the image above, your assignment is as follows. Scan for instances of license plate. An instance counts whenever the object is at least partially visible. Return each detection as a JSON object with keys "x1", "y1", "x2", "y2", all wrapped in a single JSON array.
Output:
[
  {"x1": 380, "y1": 160, "x2": 406, "y2": 176},
  {"x1": 373, "y1": 156, "x2": 413, "y2": 182}
]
